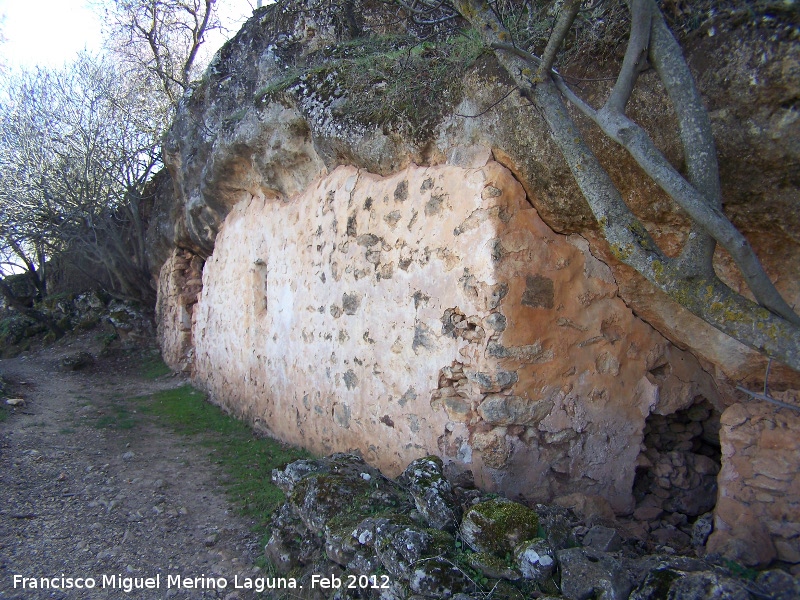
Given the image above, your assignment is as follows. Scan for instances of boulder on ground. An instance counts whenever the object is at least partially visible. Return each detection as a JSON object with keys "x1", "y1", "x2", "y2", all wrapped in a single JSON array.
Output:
[
  {"x1": 399, "y1": 455, "x2": 461, "y2": 533},
  {"x1": 460, "y1": 498, "x2": 540, "y2": 556}
]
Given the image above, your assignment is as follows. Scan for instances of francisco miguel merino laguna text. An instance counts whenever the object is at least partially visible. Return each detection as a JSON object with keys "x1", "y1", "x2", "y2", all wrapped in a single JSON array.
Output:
[{"x1": 12, "y1": 574, "x2": 298, "y2": 593}]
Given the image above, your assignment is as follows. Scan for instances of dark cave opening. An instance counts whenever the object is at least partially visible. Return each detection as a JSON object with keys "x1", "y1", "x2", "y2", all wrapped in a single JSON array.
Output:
[{"x1": 632, "y1": 399, "x2": 722, "y2": 545}]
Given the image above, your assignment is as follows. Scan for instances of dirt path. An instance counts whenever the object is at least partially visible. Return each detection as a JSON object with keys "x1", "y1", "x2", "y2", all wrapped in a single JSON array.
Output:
[{"x1": 0, "y1": 336, "x2": 265, "y2": 599}]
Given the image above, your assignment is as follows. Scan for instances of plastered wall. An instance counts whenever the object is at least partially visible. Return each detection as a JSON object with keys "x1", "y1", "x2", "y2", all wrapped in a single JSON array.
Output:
[{"x1": 180, "y1": 161, "x2": 718, "y2": 513}]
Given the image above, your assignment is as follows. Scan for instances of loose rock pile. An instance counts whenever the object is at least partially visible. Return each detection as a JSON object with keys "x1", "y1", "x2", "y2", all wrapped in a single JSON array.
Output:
[
  {"x1": 631, "y1": 401, "x2": 721, "y2": 554},
  {"x1": 0, "y1": 291, "x2": 153, "y2": 357},
  {"x1": 267, "y1": 453, "x2": 798, "y2": 599}
]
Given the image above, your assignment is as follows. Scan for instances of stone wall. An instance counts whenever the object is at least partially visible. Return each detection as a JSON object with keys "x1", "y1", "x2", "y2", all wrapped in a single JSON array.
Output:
[
  {"x1": 708, "y1": 400, "x2": 800, "y2": 567},
  {"x1": 155, "y1": 248, "x2": 204, "y2": 373},
  {"x1": 634, "y1": 401, "x2": 721, "y2": 517},
  {"x1": 168, "y1": 159, "x2": 720, "y2": 514}
]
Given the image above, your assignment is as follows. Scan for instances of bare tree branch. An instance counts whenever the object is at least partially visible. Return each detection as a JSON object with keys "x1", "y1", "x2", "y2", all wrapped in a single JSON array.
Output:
[
  {"x1": 506, "y1": 0, "x2": 799, "y2": 328},
  {"x1": 604, "y1": 0, "x2": 651, "y2": 113},
  {"x1": 0, "y1": 55, "x2": 166, "y2": 306},
  {"x1": 646, "y1": 5, "x2": 719, "y2": 275},
  {"x1": 452, "y1": 0, "x2": 800, "y2": 370},
  {"x1": 536, "y1": 0, "x2": 581, "y2": 82},
  {"x1": 105, "y1": 0, "x2": 221, "y2": 105}
]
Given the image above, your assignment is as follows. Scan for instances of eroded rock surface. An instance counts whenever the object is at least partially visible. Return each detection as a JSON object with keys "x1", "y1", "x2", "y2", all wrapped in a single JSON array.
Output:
[{"x1": 708, "y1": 402, "x2": 800, "y2": 567}]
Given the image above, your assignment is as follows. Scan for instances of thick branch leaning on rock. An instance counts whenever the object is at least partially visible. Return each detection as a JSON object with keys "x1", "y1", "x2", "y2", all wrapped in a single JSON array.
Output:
[{"x1": 448, "y1": 0, "x2": 800, "y2": 370}]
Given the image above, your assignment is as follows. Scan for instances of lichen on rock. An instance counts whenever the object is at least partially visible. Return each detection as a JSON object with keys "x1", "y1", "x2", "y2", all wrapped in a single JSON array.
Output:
[
  {"x1": 265, "y1": 453, "x2": 796, "y2": 599},
  {"x1": 399, "y1": 455, "x2": 462, "y2": 533}
]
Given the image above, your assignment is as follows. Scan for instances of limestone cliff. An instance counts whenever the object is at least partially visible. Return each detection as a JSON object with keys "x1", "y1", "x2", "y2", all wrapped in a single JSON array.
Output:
[{"x1": 151, "y1": 0, "x2": 800, "y2": 567}]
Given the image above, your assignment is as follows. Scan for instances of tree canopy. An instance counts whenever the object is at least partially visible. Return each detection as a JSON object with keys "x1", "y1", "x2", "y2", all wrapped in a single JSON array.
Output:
[{"x1": 0, "y1": 0, "x2": 224, "y2": 308}]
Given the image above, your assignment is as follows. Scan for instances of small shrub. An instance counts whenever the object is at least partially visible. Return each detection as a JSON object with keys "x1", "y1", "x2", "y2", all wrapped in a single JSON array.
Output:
[
  {"x1": 723, "y1": 559, "x2": 759, "y2": 581},
  {"x1": 0, "y1": 314, "x2": 37, "y2": 348},
  {"x1": 77, "y1": 316, "x2": 100, "y2": 330},
  {"x1": 257, "y1": 30, "x2": 486, "y2": 139}
]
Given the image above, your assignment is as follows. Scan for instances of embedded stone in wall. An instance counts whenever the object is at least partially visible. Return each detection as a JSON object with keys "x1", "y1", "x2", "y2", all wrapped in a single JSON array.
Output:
[{"x1": 708, "y1": 399, "x2": 800, "y2": 567}]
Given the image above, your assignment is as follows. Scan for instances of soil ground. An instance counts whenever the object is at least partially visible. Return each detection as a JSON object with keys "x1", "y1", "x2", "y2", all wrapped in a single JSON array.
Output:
[{"x1": 0, "y1": 334, "x2": 266, "y2": 599}]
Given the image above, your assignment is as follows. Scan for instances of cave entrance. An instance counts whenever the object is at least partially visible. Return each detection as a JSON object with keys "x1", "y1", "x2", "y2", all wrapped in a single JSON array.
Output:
[{"x1": 632, "y1": 398, "x2": 721, "y2": 543}]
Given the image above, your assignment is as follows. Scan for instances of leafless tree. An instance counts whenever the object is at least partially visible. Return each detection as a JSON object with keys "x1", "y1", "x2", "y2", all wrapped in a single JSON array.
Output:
[
  {"x1": 102, "y1": 0, "x2": 222, "y2": 104},
  {"x1": 0, "y1": 68, "x2": 60, "y2": 301},
  {"x1": 0, "y1": 71, "x2": 64, "y2": 335},
  {"x1": 1, "y1": 0, "x2": 223, "y2": 308},
  {"x1": 0, "y1": 56, "x2": 168, "y2": 305}
]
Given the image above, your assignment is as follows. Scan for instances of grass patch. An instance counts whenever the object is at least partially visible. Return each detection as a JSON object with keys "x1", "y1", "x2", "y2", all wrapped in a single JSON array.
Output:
[
  {"x1": 139, "y1": 354, "x2": 172, "y2": 380},
  {"x1": 0, "y1": 405, "x2": 7, "y2": 423},
  {"x1": 137, "y1": 385, "x2": 311, "y2": 535},
  {"x1": 93, "y1": 402, "x2": 138, "y2": 430}
]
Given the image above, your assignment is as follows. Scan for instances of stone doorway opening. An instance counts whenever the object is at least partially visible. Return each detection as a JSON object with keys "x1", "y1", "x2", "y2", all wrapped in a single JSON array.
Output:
[{"x1": 632, "y1": 399, "x2": 722, "y2": 549}]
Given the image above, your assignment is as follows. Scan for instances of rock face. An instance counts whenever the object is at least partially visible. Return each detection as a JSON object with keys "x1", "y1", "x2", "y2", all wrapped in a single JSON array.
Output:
[
  {"x1": 151, "y1": 0, "x2": 800, "y2": 565},
  {"x1": 156, "y1": 248, "x2": 204, "y2": 373},
  {"x1": 155, "y1": 0, "x2": 800, "y2": 388}
]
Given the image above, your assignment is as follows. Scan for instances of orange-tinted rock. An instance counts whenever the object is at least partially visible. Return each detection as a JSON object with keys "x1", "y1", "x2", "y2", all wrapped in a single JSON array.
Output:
[
  {"x1": 708, "y1": 499, "x2": 776, "y2": 567},
  {"x1": 155, "y1": 248, "x2": 203, "y2": 373}
]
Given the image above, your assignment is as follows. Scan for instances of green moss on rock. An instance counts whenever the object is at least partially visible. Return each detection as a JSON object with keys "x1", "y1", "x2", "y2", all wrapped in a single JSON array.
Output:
[
  {"x1": 461, "y1": 498, "x2": 540, "y2": 556},
  {"x1": 466, "y1": 551, "x2": 521, "y2": 580}
]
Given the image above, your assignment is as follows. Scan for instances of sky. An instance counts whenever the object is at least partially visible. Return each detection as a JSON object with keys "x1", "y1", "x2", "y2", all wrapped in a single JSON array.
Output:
[{"x1": 0, "y1": 0, "x2": 257, "y2": 71}]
